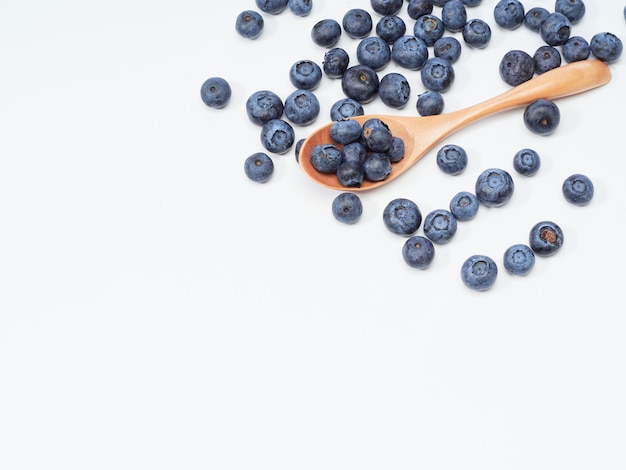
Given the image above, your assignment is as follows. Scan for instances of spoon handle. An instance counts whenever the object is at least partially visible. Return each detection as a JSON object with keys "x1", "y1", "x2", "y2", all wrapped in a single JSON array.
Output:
[{"x1": 448, "y1": 60, "x2": 611, "y2": 127}]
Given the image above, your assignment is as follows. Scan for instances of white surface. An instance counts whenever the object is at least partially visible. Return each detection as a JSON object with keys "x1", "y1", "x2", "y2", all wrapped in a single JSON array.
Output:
[{"x1": 1, "y1": 1, "x2": 625, "y2": 469}]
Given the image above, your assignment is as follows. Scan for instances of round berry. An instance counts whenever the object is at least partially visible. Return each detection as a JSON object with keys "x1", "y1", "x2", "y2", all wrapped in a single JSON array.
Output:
[
  {"x1": 475, "y1": 168, "x2": 514, "y2": 207},
  {"x1": 200, "y1": 77, "x2": 232, "y2": 109},
  {"x1": 529, "y1": 221, "x2": 564, "y2": 257},
  {"x1": 513, "y1": 148, "x2": 541, "y2": 176},
  {"x1": 235, "y1": 10, "x2": 264, "y2": 39},
  {"x1": 436, "y1": 144, "x2": 467, "y2": 175},
  {"x1": 383, "y1": 198, "x2": 422, "y2": 236},
  {"x1": 461, "y1": 255, "x2": 498, "y2": 291},
  {"x1": 244, "y1": 152, "x2": 274, "y2": 183},
  {"x1": 332, "y1": 192, "x2": 363, "y2": 224},
  {"x1": 523, "y1": 99, "x2": 560, "y2": 136},
  {"x1": 449, "y1": 191, "x2": 479, "y2": 221},
  {"x1": 402, "y1": 236, "x2": 436, "y2": 269},
  {"x1": 503, "y1": 244, "x2": 535, "y2": 276},
  {"x1": 562, "y1": 173, "x2": 594, "y2": 206}
]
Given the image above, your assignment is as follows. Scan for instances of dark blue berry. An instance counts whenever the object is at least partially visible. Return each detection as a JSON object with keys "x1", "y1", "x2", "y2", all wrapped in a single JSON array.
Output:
[
  {"x1": 311, "y1": 18, "x2": 342, "y2": 48},
  {"x1": 533, "y1": 45, "x2": 562, "y2": 74},
  {"x1": 433, "y1": 36, "x2": 462, "y2": 63},
  {"x1": 356, "y1": 36, "x2": 392, "y2": 71},
  {"x1": 449, "y1": 191, "x2": 479, "y2": 221},
  {"x1": 288, "y1": 0, "x2": 313, "y2": 16},
  {"x1": 407, "y1": 0, "x2": 434, "y2": 20},
  {"x1": 332, "y1": 192, "x2": 363, "y2": 224},
  {"x1": 561, "y1": 36, "x2": 590, "y2": 62},
  {"x1": 513, "y1": 148, "x2": 541, "y2": 176},
  {"x1": 246, "y1": 90, "x2": 284, "y2": 126},
  {"x1": 475, "y1": 168, "x2": 515, "y2": 207},
  {"x1": 255, "y1": 0, "x2": 288, "y2": 15},
  {"x1": 590, "y1": 32, "x2": 623, "y2": 63},
  {"x1": 341, "y1": 65, "x2": 380, "y2": 104},
  {"x1": 336, "y1": 161, "x2": 365, "y2": 188},
  {"x1": 461, "y1": 255, "x2": 498, "y2": 291},
  {"x1": 342, "y1": 142, "x2": 368, "y2": 164},
  {"x1": 462, "y1": 18, "x2": 491, "y2": 49},
  {"x1": 363, "y1": 153, "x2": 392, "y2": 181},
  {"x1": 329, "y1": 98, "x2": 363, "y2": 120},
  {"x1": 413, "y1": 14, "x2": 445, "y2": 47},
  {"x1": 289, "y1": 59, "x2": 322, "y2": 90},
  {"x1": 342, "y1": 8, "x2": 373, "y2": 39},
  {"x1": 555, "y1": 0, "x2": 585, "y2": 24},
  {"x1": 402, "y1": 236, "x2": 435, "y2": 269},
  {"x1": 235, "y1": 10, "x2": 264, "y2": 39},
  {"x1": 294, "y1": 138, "x2": 305, "y2": 163},
  {"x1": 523, "y1": 99, "x2": 560, "y2": 136},
  {"x1": 383, "y1": 198, "x2": 422, "y2": 236},
  {"x1": 540, "y1": 12, "x2": 571, "y2": 46},
  {"x1": 375, "y1": 15, "x2": 407, "y2": 44},
  {"x1": 562, "y1": 173, "x2": 594, "y2": 205},
  {"x1": 421, "y1": 57, "x2": 455, "y2": 93},
  {"x1": 200, "y1": 77, "x2": 231, "y2": 109},
  {"x1": 330, "y1": 119, "x2": 363, "y2": 145},
  {"x1": 391, "y1": 35, "x2": 429, "y2": 70},
  {"x1": 244, "y1": 152, "x2": 274, "y2": 183},
  {"x1": 370, "y1": 0, "x2": 403, "y2": 16},
  {"x1": 260, "y1": 119, "x2": 295, "y2": 154},
  {"x1": 503, "y1": 244, "x2": 535, "y2": 275},
  {"x1": 416, "y1": 90, "x2": 444, "y2": 116},
  {"x1": 361, "y1": 118, "x2": 393, "y2": 152},
  {"x1": 387, "y1": 137, "x2": 405, "y2": 163},
  {"x1": 284, "y1": 89, "x2": 320, "y2": 126},
  {"x1": 310, "y1": 144, "x2": 343, "y2": 173},
  {"x1": 378, "y1": 72, "x2": 411, "y2": 109},
  {"x1": 529, "y1": 221, "x2": 564, "y2": 257},
  {"x1": 323, "y1": 48, "x2": 350, "y2": 79},
  {"x1": 524, "y1": 7, "x2": 549, "y2": 32},
  {"x1": 493, "y1": 0, "x2": 525, "y2": 30},
  {"x1": 442, "y1": 0, "x2": 467, "y2": 32},
  {"x1": 423, "y1": 209, "x2": 457, "y2": 244},
  {"x1": 499, "y1": 49, "x2": 535, "y2": 86},
  {"x1": 436, "y1": 144, "x2": 467, "y2": 175}
]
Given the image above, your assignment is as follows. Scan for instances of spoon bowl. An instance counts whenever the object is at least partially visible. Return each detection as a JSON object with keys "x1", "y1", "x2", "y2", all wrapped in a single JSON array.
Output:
[{"x1": 299, "y1": 60, "x2": 611, "y2": 191}]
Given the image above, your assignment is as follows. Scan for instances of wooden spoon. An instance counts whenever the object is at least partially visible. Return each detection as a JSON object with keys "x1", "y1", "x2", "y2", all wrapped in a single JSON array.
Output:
[{"x1": 298, "y1": 60, "x2": 611, "y2": 191}]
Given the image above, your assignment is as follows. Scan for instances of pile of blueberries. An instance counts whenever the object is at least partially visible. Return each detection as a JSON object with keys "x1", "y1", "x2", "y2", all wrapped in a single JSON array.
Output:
[{"x1": 199, "y1": 0, "x2": 622, "y2": 291}]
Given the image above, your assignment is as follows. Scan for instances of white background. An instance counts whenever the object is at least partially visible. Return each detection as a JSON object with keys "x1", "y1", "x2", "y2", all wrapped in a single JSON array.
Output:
[{"x1": 1, "y1": 1, "x2": 625, "y2": 469}]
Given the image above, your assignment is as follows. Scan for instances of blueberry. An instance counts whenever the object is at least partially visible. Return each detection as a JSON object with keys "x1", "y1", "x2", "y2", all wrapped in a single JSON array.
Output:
[
  {"x1": 433, "y1": 36, "x2": 462, "y2": 63},
  {"x1": 562, "y1": 36, "x2": 590, "y2": 62},
  {"x1": 449, "y1": 191, "x2": 479, "y2": 221},
  {"x1": 421, "y1": 57, "x2": 455, "y2": 93},
  {"x1": 460, "y1": 255, "x2": 498, "y2": 291},
  {"x1": 423, "y1": 209, "x2": 457, "y2": 244},
  {"x1": 382, "y1": 198, "x2": 422, "y2": 236},
  {"x1": 540, "y1": 12, "x2": 571, "y2": 46},
  {"x1": 503, "y1": 244, "x2": 535, "y2": 276},
  {"x1": 332, "y1": 192, "x2": 363, "y2": 224},
  {"x1": 416, "y1": 90, "x2": 445, "y2": 116},
  {"x1": 323, "y1": 48, "x2": 350, "y2": 79},
  {"x1": 342, "y1": 8, "x2": 373, "y2": 39},
  {"x1": 294, "y1": 138, "x2": 305, "y2": 163},
  {"x1": 402, "y1": 235, "x2": 436, "y2": 269},
  {"x1": 235, "y1": 10, "x2": 264, "y2": 39},
  {"x1": 356, "y1": 36, "x2": 392, "y2": 71},
  {"x1": 288, "y1": 0, "x2": 313, "y2": 17},
  {"x1": 462, "y1": 18, "x2": 492, "y2": 49},
  {"x1": 361, "y1": 118, "x2": 393, "y2": 152},
  {"x1": 391, "y1": 35, "x2": 429, "y2": 71},
  {"x1": 475, "y1": 168, "x2": 515, "y2": 207},
  {"x1": 493, "y1": 0, "x2": 525, "y2": 30},
  {"x1": 523, "y1": 99, "x2": 560, "y2": 136},
  {"x1": 442, "y1": 0, "x2": 467, "y2": 32},
  {"x1": 260, "y1": 119, "x2": 295, "y2": 154},
  {"x1": 363, "y1": 153, "x2": 392, "y2": 182},
  {"x1": 436, "y1": 143, "x2": 467, "y2": 175},
  {"x1": 329, "y1": 97, "x2": 364, "y2": 120},
  {"x1": 246, "y1": 90, "x2": 284, "y2": 126},
  {"x1": 387, "y1": 137, "x2": 405, "y2": 163},
  {"x1": 342, "y1": 142, "x2": 368, "y2": 165},
  {"x1": 513, "y1": 148, "x2": 541, "y2": 176},
  {"x1": 407, "y1": 0, "x2": 434, "y2": 20},
  {"x1": 336, "y1": 161, "x2": 365, "y2": 188},
  {"x1": 378, "y1": 72, "x2": 411, "y2": 109},
  {"x1": 414, "y1": 14, "x2": 445, "y2": 47},
  {"x1": 499, "y1": 49, "x2": 535, "y2": 86},
  {"x1": 370, "y1": 0, "x2": 403, "y2": 16},
  {"x1": 284, "y1": 89, "x2": 320, "y2": 126},
  {"x1": 529, "y1": 221, "x2": 564, "y2": 257},
  {"x1": 524, "y1": 7, "x2": 549, "y2": 32},
  {"x1": 375, "y1": 15, "x2": 407, "y2": 44},
  {"x1": 244, "y1": 152, "x2": 274, "y2": 183},
  {"x1": 200, "y1": 77, "x2": 231, "y2": 109},
  {"x1": 309, "y1": 143, "x2": 343, "y2": 174},
  {"x1": 533, "y1": 45, "x2": 562, "y2": 74},
  {"x1": 330, "y1": 119, "x2": 363, "y2": 145},
  {"x1": 562, "y1": 173, "x2": 594, "y2": 205},
  {"x1": 255, "y1": 0, "x2": 289, "y2": 14},
  {"x1": 555, "y1": 0, "x2": 585, "y2": 24},
  {"x1": 289, "y1": 59, "x2": 322, "y2": 90},
  {"x1": 341, "y1": 65, "x2": 380, "y2": 104},
  {"x1": 311, "y1": 18, "x2": 342, "y2": 48},
  {"x1": 590, "y1": 32, "x2": 623, "y2": 63}
]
